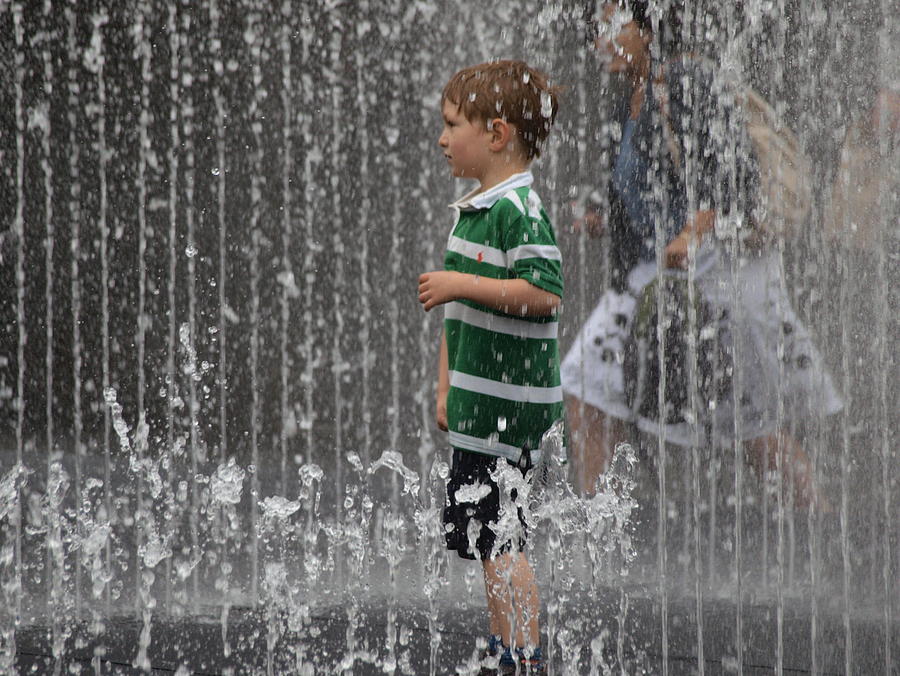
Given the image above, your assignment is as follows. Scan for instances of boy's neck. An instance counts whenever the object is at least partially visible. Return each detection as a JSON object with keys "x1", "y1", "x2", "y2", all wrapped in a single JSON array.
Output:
[{"x1": 477, "y1": 160, "x2": 532, "y2": 194}]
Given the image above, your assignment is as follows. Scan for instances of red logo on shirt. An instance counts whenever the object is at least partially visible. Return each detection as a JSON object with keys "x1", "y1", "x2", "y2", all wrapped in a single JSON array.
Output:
[{"x1": 477, "y1": 252, "x2": 484, "y2": 263}]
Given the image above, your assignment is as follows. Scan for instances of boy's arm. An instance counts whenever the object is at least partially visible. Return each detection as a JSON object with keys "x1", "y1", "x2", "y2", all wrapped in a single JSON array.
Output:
[
  {"x1": 436, "y1": 328, "x2": 449, "y2": 432},
  {"x1": 418, "y1": 271, "x2": 560, "y2": 317}
]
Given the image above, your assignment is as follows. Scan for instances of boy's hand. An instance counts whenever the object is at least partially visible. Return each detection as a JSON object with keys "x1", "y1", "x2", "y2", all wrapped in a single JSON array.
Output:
[
  {"x1": 418, "y1": 271, "x2": 462, "y2": 311},
  {"x1": 436, "y1": 390, "x2": 448, "y2": 431}
]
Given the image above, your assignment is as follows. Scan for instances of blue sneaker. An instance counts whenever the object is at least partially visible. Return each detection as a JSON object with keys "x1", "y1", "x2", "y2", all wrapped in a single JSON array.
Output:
[{"x1": 509, "y1": 646, "x2": 544, "y2": 675}]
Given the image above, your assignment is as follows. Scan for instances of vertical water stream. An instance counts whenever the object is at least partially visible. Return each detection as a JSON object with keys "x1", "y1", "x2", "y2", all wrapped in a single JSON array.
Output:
[{"x1": 0, "y1": 2, "x2": 896, "y2": 673}]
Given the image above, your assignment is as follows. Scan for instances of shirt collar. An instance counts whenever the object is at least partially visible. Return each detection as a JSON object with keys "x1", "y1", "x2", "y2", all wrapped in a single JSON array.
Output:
[{"x1": 449, "y1": 171, "x2": 534, "y2": 212}]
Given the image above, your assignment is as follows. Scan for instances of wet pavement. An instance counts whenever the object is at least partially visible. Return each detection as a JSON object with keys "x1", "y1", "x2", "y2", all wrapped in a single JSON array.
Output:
[{"x1": 15, "y1": 584, "x2": 898, "y2": 674}]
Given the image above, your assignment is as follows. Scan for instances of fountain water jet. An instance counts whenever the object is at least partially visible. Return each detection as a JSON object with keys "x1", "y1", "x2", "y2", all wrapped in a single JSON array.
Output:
[{"x1": 0, "y1": 1, "x2": 896, "y2": 673}]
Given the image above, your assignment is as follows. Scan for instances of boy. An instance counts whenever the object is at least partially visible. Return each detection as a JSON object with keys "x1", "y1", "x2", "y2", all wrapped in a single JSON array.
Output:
[{"x1": 418, "y1": 60, "x2": 563, "y2": 675}]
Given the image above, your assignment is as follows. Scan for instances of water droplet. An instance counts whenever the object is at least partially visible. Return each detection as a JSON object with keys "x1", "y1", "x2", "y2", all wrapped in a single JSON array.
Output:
[
  {"x1": 497, "y1": 416, "x2": 507, "y2": 432},
  {"x1": 185, "y1": 245, "x2": 198, "y2": 258},
  {"x1": 211, "y1": 167, "x2": 220, "y2": 176},
  {"x1": 541, "y1": 91, "x2": 554, "y2": 118},
  {"x1": 260, "y1": 495, "x2": 300, "y2": 519}
]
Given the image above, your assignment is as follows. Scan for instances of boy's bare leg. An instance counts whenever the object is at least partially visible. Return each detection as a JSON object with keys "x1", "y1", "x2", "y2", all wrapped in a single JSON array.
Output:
[
  {"x1": 566, "y1": 395, "x2": 625, "y2": 496},
  {"x1": 482, "y1": 551, "x2": 540, "y2": 649}
]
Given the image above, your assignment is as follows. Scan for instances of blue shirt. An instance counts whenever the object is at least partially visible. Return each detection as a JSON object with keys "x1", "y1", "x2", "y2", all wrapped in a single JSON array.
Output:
[{"x1": 608, "y1": 60, "x2": 757, "y2": 266}]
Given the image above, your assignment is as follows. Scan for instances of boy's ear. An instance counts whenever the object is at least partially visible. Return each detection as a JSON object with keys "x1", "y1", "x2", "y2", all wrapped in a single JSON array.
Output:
[{"x1": 487, "y1": 117, "x2": 513, "y2": 151}]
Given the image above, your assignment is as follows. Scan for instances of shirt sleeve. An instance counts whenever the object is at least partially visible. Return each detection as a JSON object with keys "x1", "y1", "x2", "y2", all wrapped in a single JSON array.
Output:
[{"x1": 497, "y1": 196, "x2": 564, "y2": 299}]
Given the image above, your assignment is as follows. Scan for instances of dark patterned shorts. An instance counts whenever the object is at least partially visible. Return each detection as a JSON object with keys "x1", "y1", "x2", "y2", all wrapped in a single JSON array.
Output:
[{"x1": 442, "y1": 448, "x2": 528, "y2": 561}]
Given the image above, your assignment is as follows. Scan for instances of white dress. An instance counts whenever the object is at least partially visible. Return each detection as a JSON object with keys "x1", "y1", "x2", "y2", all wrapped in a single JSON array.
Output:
[{"x1": 561, "y1": 242, "x2": 842, "y2": 448}]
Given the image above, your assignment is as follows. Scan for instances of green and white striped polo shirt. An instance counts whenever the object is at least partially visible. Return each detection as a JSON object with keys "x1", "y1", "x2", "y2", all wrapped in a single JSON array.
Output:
[{"x1": 444, "y1": 171, "x2": 564, "y2": 464}]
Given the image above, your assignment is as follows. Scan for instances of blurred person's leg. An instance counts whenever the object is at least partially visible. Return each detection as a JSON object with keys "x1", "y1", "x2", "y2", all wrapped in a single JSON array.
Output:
[
  {"x1": 566, "y1": 395, "x2": 627, "y2": 496},
  {"x1": 746, "y1": 432, "x2": 830, "y2": 512}
]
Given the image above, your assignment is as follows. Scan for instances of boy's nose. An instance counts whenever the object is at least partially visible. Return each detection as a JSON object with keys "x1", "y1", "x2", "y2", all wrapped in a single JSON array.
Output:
[{"x1": 438, "y1": 132, "x2": 448, "y2": 147}]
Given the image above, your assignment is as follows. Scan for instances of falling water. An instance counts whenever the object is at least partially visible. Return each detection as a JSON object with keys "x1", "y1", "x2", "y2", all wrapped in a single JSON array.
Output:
[
  {"x1": 10, "y1": 8, "x2": 25, "y2": 671},
  {"x1": 162, "y1": 0, "x2": 179, "y2": 614},
  {"x1": 36, "y1": 3, "x2": 60, "y2": 669},
  {"x1": 327, "y1": 14, "x2": 346, "y2": 585},
  {"x1": 277, "y1": 1, "x2": 293, "y2": 504},
  {"x1": 0, "y1": 1, "x2": 897, "y2": 674},
  {"x1": 133, "y1": 0, "x2": 150, "y2": 621},
  {"x1": 63, "y1": 0, "x2": 84, "y2": 621}
]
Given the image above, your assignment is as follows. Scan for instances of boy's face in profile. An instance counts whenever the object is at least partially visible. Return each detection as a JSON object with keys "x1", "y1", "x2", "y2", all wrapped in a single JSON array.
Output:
[{"x1": 438, "y1": 98, "x2": 493, "y2": 182}]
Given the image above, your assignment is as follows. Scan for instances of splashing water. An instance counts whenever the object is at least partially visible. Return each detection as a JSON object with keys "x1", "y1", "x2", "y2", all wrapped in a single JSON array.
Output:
[
  {"x1": 1, "y1": 1, "x2": 896, "y2": 673},
  {"x1": 368, "y1": 450, "x2": 420, "y2": 498},
  {"x1": 209, "y1": 458, "x2": 245, "y2": 506}
]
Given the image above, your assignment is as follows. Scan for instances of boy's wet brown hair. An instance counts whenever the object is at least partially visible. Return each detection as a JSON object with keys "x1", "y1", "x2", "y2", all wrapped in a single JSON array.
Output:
[{"x1": 441, "y1": 60, "x2": 561, "y2": 160}]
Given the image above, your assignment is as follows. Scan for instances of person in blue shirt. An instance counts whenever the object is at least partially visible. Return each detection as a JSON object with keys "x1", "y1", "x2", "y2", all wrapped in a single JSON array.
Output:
[{"x1": 561, "y1": 1, "x2": 841, "y2": 507}]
